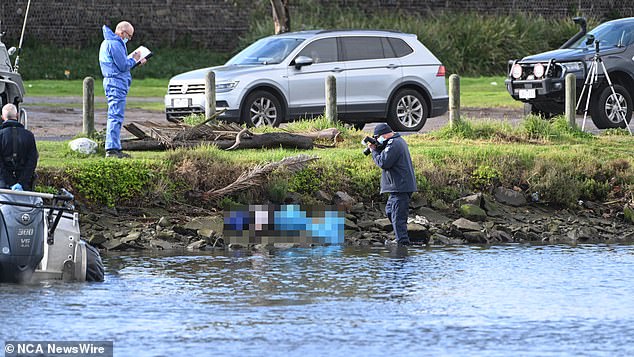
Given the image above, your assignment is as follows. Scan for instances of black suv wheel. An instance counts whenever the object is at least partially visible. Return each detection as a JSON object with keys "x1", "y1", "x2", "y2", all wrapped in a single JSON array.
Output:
[
  {"x1": 242, "y1": 90, "x2": 283, "y2": 127},
  {"x1": 591, "y1": 84, "x2": 633, "y2": 129},
  {"x1": 388, "y1": 89, "x2": 428, "y2": 131}
]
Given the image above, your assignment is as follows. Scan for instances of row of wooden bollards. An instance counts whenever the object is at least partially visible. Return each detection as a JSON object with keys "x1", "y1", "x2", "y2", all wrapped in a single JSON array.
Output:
[{"x1": 80, "y1": 72, "x2": 580, "y2": 135}]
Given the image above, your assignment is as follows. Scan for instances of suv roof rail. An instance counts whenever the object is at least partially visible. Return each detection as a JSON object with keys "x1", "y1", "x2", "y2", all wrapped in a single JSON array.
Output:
[{"x1": 315, "y1": 29, "x2": 404, "y2": 35}]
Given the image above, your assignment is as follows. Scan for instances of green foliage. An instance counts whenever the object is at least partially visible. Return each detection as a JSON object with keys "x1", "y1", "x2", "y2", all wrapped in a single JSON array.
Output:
[
  {"x1": 266, "y1": 178, "x2": 289, "y2": 203},
  {"x1": 65, "y1": 160, "x2": 155, "y2": 207},
  {"x1": 182, "y1": 114, "x2": 208, "y2": 126},
  {"x1": 288, "y1": 167, "x2": 321, "y2": 194},
  {"x1": 602, "y1": 128, "x2": 631, "y2": 136},
  {"x1": 471, "y1": 165, "x2": 501, "y2": 190}
]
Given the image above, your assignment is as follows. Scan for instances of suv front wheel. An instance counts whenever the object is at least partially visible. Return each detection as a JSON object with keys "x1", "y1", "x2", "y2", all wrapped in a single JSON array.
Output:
[
  {"x1": 242, "y1": 90, "x2": 283, "y2": 127},
  {"x1": 591, "y1": 84, "x2": 633, "y2": 129},
  {"x1": 388, "y1": 89, "x2": 428, "y2": 131}
]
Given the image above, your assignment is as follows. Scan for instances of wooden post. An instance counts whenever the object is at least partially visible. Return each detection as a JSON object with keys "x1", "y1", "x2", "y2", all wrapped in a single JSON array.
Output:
[
  {"x1": 82, "y1": 76, "x2": 95, "y2": 136},
  {"x1": 449, "y1": 74, "x2": 460, "y2": 128},
  {"x1": 205, "y1": 71, "x2": 216, "y2": 120},
  {"x1": 565, "y1": 73, "x2": 577, "y2": 128},
  {"x1": 325, "y1": 75, "x2": 337, "y2": 123}
]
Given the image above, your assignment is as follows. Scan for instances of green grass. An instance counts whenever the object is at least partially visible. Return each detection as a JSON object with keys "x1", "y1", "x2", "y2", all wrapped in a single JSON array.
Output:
[
  {"x1": 25, "y1": 79, "x2": 168, "y2": 97},
  {"x1": 458, "y1": 76, "x2": 522, "y2": 108}
]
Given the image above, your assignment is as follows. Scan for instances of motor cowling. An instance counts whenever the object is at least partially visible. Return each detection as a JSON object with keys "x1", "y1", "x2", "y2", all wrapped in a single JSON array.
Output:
[{"x1": 0, "y1": 193, "x2": 44, "y2": 283}]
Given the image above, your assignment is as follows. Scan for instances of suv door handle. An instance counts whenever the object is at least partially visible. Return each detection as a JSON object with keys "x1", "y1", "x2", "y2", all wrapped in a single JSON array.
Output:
[
  {"x1": 331, "y1": 67, "x2": 344, "y2": 73},
  {"x1": 387, "y1": 64, "x2": 399, "y2": 69}
]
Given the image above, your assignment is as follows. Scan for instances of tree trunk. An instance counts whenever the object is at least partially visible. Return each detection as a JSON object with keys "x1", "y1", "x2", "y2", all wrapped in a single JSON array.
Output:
[
  {"x1": 270, "y1": 0, "x2": 290, "y2": 34},
  {"x1": 122, "y1": 132, "x2": 314, "y2": 151}
]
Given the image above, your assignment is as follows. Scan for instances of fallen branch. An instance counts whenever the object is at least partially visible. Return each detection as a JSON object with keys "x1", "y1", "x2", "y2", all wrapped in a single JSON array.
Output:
[{"x1": 201, "y1": 154, "x2": 320, "y2": 201}]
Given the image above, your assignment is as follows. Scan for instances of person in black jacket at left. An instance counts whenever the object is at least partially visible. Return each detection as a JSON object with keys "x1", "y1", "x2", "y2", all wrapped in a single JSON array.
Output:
[{"x1": 0, "y1": 104, "x2": 38, "y2": 191}]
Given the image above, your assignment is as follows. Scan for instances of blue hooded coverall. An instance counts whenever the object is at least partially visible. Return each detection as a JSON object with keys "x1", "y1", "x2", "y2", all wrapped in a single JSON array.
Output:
[
  {"x1": 99, "y1": 25, "x2": 136, "y2": 151},
  {"x1": 372, "y1": 133, "x2": 417, "y2": 244}
]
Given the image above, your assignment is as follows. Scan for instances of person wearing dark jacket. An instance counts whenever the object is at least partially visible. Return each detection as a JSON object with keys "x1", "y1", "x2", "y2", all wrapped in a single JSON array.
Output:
[
  {"x1": 368, "y1": 123, "x2": 417, "y2": 246},
  {"x1": 0, "y1": 104, "x2": 38, "y2": 191}
]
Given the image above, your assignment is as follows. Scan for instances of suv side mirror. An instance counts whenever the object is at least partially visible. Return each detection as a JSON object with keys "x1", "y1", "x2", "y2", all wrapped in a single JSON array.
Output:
[
  {"x1": 7, "y1": 47, "x2": 16, "y2": 56},
  {"x1": 293, "y1": 56, "x2": 313, "y2": 69},
  {"x1": 586, "y1": 34, "x2": 595, "y2": 46}
]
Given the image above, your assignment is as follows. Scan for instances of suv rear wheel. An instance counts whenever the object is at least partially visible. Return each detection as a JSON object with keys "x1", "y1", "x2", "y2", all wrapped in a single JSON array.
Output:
[
  {"x1": 388, "y1": 89, "x2": 428, "y2": 131},
  {"x1": 242, "y1": 90, "x2": 283, "y2": 127},
  {"x1": 591, "y1": 84, "x2": 632, "y2": 129}
]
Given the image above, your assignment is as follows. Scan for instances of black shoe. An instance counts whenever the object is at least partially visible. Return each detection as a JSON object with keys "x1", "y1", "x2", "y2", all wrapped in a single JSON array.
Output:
[{"x1": 105, "y1": 150, "x2": 131, "y2": 159}]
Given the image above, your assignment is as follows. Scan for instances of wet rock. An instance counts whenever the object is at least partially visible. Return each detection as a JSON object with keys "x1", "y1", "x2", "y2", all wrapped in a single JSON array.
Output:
[
  {"x1": 344, "y1": 218, "x2": 359, "y2": 230},
  {"x1": 494, "y1": 187, "x2": 527, "y2": 207},
  {"x1": 567, "y1": 226, "x2": 599, "y2": 242},
  {"x1": 158, "y1": 216, "x2": 171, "y2": 227},
  {"x1": 414, "y1": 207, "x2": 452, "y2": 224},
  {"x1": 463, "y1": 231, "x2": 487, "y2": 243},
  {"x1": 452, "y1": 218, "x2": 482, "y2": 232},
  {"x1": 334, "y1": 191, "x2": 357, "y2": 211},
  {"x1": 429, "y1": 233, "x2": 463, "y2": 245},
  {"x1": 489, "y1": 229, "x2": 512, "y2": 243},
  {"x1": 88, "y1": 233, "x2": 107, "y2": 246},
  {"x1": 315, "y1": 190, "x2": 333, "y2": 203},
  {"x1": 375, "y1": 218, "x2": 393, "y2": 231},
  {"x1": 454, "y1": 193, "x2": 483, "y2": 208},
  {"x1": 187, "y1": 239, "x2": 207, "y2": 250},
  {"x1": 407, "y1": 223, "x2": 429, "y2": 242},
  {"x1": 459, "y1": 204, "x2": 487, "y2": 221},
  {"x1": 121, "y1": 231, "x2": 142, "y2": 244},
  {"x1": 103, "y1": 238, "x2": 128, "y2": 251},
  {"x1": 149, "y1": 239, "x2": 174, "y2": 250}
]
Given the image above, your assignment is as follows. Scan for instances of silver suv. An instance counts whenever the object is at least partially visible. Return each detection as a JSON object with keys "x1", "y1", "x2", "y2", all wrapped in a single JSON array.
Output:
[{"x1": 165, "y1": 30, "x2": 448, "y2": 131}]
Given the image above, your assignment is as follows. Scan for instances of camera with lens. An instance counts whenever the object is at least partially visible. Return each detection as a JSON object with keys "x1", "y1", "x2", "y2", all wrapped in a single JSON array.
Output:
[{"x1": 362, "y1": 136, "x2": 384, "y2": 156}]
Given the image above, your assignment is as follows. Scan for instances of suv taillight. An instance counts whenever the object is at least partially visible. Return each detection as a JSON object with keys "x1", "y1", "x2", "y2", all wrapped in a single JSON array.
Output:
[{"x1": 436, "y1": 65, "x2": 446, "y2": 77}]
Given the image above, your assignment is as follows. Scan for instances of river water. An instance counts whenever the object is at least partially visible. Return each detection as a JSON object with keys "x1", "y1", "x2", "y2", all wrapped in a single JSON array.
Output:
[{"x1": 2, "y1": 244, "x2": 634, "y2": 356}]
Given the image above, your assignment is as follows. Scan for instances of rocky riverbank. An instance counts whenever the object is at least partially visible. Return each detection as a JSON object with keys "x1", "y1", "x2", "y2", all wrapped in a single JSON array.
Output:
[{"x1": 81, "y1": 187, "x2": 634, "y2": 251}]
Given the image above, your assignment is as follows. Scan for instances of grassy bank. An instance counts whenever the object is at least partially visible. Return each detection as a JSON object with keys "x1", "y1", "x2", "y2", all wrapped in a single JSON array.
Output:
[{"x1": 35, "y1": 116, "x2": 634, "y2": 209}]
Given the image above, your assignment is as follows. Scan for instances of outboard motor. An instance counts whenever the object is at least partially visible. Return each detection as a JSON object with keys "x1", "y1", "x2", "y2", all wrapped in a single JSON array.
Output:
[
  {"x1": 0, "y1": 193, "x2": 44, "y2": 283},
  {"x1": 0, "y1": 189, "x2": 104, "y2": 283}
]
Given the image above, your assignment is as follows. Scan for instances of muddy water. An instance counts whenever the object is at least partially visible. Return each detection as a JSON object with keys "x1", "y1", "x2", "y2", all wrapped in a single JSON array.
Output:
[{"x1": 2, "y1": 244, "x2": 634, "y2": 356}]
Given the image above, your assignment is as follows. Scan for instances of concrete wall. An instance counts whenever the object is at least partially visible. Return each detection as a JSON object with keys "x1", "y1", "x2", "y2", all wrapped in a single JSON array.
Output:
[{"x1": 1, "y1": 0, "x2": 633, "y2": 50}]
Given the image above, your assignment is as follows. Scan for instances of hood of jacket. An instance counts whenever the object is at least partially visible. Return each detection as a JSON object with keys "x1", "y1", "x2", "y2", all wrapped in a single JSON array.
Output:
[{"x1": 102, "y1": 25, "x2": 121, "y2": 42}]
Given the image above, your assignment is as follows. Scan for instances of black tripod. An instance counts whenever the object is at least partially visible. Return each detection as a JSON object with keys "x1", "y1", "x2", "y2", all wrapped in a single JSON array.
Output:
[{"x1": 576, "y1": 40, "x2": 631, "y2": 134}]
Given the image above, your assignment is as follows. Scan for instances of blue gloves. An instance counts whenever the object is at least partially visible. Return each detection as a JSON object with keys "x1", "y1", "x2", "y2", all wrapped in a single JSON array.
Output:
[{"x1": 10, "y1": 183, "x2": 23, "y2": 191}]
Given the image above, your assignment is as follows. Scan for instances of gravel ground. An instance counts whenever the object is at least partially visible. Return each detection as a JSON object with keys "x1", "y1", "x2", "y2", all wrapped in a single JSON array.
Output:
[{"x1": 23, "y1": 96, "x2": 603, "y2": 140}]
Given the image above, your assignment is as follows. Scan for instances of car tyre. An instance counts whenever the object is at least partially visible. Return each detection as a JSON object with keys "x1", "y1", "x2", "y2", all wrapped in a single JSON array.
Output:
[
  {"x1": 242, "y1": 90, "x2": 283, "y2": 127},
  {"x1": 591, "y1": 84, "x2": 633, "y2": 129},
  {"x1": 388, "y1": 89, "x2": 428, "y2": 131}
]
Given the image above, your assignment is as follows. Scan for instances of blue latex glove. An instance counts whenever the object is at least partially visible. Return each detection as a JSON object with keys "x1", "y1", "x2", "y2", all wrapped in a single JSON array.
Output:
[{"x1": 10, "y1": 183, "x2": 23, "y2": 191}]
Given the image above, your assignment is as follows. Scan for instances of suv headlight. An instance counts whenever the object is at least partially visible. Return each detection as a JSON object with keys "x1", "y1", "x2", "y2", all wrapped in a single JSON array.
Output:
[
  {"x1": 561, "y1": 62, "x2": 584, "y2": 72},
  {"x1": 216, "y1": 81, "x2": 239, "y2": 93}
]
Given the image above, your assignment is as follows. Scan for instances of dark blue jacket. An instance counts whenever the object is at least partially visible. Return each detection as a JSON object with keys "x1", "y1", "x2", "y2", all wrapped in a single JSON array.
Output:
[
  {"x1": 371, "y1": 133, "x2": 417, "y2": 194},
  {"x1": 99, "y1": 25, "x2": 136, "y2": 91},
  {"x1": 0, "y1": 120, "x2": 38, "y2": 189}
]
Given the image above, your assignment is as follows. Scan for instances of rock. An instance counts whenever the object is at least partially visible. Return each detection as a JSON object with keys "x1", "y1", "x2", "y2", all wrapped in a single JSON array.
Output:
[
  {"x1": 408, "y1": 215, "x2": 430, "y2": 227},
  {"x1": 197, "y1": 228, "x2": 214, "y2": 238},
  {"x1": 357, "y1": 220, "x2": 375, "y2": 230},
  {"x1": 429, "y1": 233, "x2": 463, "y2": 245},
  {"x1": 334, "y1": 191, "x2": 357, "y2": 211},
  {"x1": 454, "y1": 193, "x2": 483, "y2": 208},
  {"x1": 463, "y1": 231, "x2": 487, "y2": 243},
  {"x1": 183, "y1": 215, "x2": 224, "y2": 235},
  {"x1": 350, "y1": 203, "x2": 366, "y2": 214},
  {"x1": 494, "y1": 187, "x2": 527, "y2": 207},
  {"x1": 187, "y1": 239, "x2": 207, "y2": 250},
  {"x1": 149, "y1": 239, "x2": 174, "y2": 250},
  {"x1": 375, "y1": 218, "x2": 393, "y2": 231},
  {"x1": 88, "y1": 233, "x2": 107, "y2": 245},
  {"x1": 414, "y1": 207, "x2": 452, "y2": 224},
  {"x1": 410, "y1": 194, "x2": 427, "y2": 209},
  {"x1": 157, "y1": 216, "x2": 171, "y2": 227},
  {"x1": 103, "y1": 238, "x2": 128, "y2": 251},
  {"x1": 489, "y1": 229, "x2": 512, "y2": 242},
  {"x1": 156, "y1": 230, "x2": 177, "y2": 241},
  {"x1": 567, "y1": 226, "x2": 599, "y2": 242},
  {"x1": 345, "y1": 213, "x2": 357, "y2": 222},
  {"x1": 451, "y1": 218, "x2": 482, "y2": 232},
  {"x1": 459, "y1": 204, "x2": 487, "y2": 221},
  {"x1": 344, "y1": 218, "x2": 359, "y2": 230},
  {"x1": 482, "y1": 195, "x2": 503, "y2": 217},
  {"x1": 431, "y1": 199, "x2": 450, "y2": 211},
  {"x1": 315, "y1": 190, "x2": 333, "y2": 203},
  {"x1": 624, "y1": 205, "x2": 634, "y2": 224},
  {"x1": 114, "y1": 231, "x2": 127, "y2": 238},
  {"x1": 121, "y1": 231, "x2": 142, "y2": 244},
  {"x1": 407, "y1": 223, "x2": 429, "y2": 243}
]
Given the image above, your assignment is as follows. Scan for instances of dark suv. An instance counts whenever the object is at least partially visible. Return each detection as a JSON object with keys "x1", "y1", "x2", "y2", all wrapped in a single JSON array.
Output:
[{"x1": 506, "y1": 17, "x2": 634, "y2": 128}]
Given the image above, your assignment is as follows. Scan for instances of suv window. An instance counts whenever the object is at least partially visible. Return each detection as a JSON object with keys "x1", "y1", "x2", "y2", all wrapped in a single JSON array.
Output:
[
  {"x1": 297, "y1": 38, "x2": 338, "y2": 64},
  {"x1": 387, "y1": 37, "x2": 414, "y2": 57},
  {"x1": 341, "y1": 36, "x2": 388, "y2": 61}
]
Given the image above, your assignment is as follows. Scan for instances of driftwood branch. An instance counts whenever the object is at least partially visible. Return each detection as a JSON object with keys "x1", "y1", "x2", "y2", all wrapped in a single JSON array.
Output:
[{"x1": 201, "y1": 154, "x2": 319, "y2": 201}]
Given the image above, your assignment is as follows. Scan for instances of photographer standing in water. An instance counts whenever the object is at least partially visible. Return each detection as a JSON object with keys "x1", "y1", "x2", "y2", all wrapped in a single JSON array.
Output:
[{"x1": 367, "y1": 123, "x2": 417, "y2": 246}]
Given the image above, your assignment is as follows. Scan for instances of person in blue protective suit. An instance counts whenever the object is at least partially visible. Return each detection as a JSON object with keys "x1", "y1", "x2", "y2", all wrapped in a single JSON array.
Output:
[
  {"x1": 99, "y1": 21, "x2": 146, "y2": 158},
  {"x1": 0, "y1": 104, "x2": 38, "y2": 191},
  {"x1": 367, "y1": 123, "x2": 417, "y2": 246}
]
